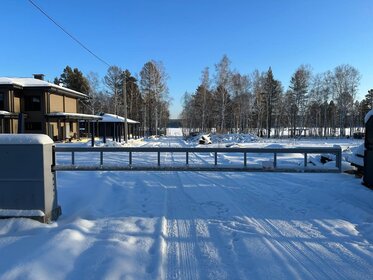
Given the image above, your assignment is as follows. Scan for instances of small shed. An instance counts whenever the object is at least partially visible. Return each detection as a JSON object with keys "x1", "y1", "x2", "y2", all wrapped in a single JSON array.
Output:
[
  {"x1": 97, "y1": 113, "x2": 141, "y2": 142},
  {"x1": 364, "y1": 109, "x2": 373, "y2": 188}
]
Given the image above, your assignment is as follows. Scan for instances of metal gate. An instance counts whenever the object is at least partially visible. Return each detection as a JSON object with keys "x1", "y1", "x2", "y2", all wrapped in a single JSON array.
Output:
[{"x1": 53, "y1": 146, "x2": 342, "y2": 173}]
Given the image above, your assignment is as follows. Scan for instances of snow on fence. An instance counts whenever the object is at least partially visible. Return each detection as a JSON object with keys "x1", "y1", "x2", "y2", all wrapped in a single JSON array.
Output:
[{"x1": 53, "y1": 146, "x2": 342, "y2": 173}]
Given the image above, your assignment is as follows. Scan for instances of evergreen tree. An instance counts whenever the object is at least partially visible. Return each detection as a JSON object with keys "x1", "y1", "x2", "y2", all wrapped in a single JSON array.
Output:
[
  {"x1": 262, "y1": 67, "x2": 282, "y2": 138},
  {"x1": 54, "y1": 66, "x2": 90, "y2": 113}
]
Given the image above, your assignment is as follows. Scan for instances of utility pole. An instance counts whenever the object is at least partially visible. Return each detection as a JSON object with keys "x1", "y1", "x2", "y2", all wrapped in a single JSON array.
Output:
[{"x1": 123, "y1": 71, "x2": 128, "y2": 143}]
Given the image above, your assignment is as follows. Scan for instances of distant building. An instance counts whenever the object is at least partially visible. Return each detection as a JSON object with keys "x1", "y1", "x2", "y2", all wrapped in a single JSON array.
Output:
[
  {"x1": 96, "y1": 113, "x2": 142, "y2": 141},
  {"x1": 0, "y1": 75, "x2": 100, "y2": 141}
]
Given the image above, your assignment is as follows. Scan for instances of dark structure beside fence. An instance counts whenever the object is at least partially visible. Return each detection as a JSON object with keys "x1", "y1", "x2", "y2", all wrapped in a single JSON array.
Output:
[{"x1": 364, "y1": 111, "x2": 373, "y2": 188}]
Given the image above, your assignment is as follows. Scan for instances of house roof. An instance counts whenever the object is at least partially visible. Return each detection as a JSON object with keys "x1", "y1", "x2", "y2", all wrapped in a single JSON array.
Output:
[
  {"x1": 46, "y1": 112, "x2": 103, "y2": 121},
  {"x1": 99, "y1": 113, "x2": 139, "y2": 124},
  {"x1": 0, "y1": 77, "x2": 88, "y2": 99}
]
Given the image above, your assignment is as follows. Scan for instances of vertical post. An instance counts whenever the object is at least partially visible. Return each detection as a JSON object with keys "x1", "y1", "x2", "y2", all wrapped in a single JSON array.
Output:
[
  {"x1": 87, "y1": 120, "x2": 90, "y2": 138},
  {"x1": 304, "y1": 153, "x2": 308, "y2": 167},
  {"x1": 103, "y1": 122, "x2": 107, "y2": 144},
  {"x1": 76, "y1": 120, "x2": 80, "y2": 139},
  {"x1": 336, "y1": 149, "x2": 342, "y2": 172},
  {"x1": 158, "y1": 151, "x2": 161, "y2": 166},
  {"x1": 214, "y1": 152, "x2": 217, "y2": 166},
  {"x1": 100, "y1": 151, "x2": 103, "y2": 166},
  {"x1": 244, "y1": 152, "x2": 247, "y2": 167},
  {"x1": 17, "y1": 113, "x2": 24, "y2": 133},
  {"x1": 186, "y1": 152, "x2": 189, "y2": 165},
  {"x1": 113, "y1": 123, "x2": 116, "y2": 141},
  {"x1": 91, "y1": 122, "x2": 95, "y2": 147},
  {"x1": 274, "y1": 153, "x2": 277, "y2": 168},
  {"x1": 72, "y1": 151, "x2": 75, "y2": 165},
  {"x1": 52, "y1": 145, "x2": 56, "y2": 170},
  {"x1": 129, "y1": 151, "x2": 132, "y2": 165},
  {"x1": 57, "y1": 119, "x2": 61, "y2": 141},
  {"x1": 123, "y1": 71, "x2": 128, "y2": 144}
]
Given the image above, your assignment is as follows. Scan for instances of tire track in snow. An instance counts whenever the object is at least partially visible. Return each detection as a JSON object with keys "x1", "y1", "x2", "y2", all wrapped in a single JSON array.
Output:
[
  {"x1": 155, "y1": 139, "x2": 201, "y2": 280},
  {"x1": 195, "y1": 172, "x2": 357, "y2": 279}
]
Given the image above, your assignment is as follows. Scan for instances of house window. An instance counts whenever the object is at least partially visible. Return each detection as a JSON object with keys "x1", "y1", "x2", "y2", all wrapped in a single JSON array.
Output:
[
  {"x1": 25, "y1": 122, "x2": 42, "y2": 131},
  {"x1": 25, "y1": 96, "x2": 41, "y2": 111},
  {"x1": 0, "y1": 93, "x2": 4, "y2": 110}
]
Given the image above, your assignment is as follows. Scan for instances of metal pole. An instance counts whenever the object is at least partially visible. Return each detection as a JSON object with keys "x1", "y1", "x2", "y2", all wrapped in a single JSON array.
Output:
[
  {"x1": 91, "y1": 122, "x2": 95, "y2": 147},
  {"x1": 123, "y1": 71, "x2": 128, "y2": 144},
  {"x1": 103, "y1": 122, "x2": 107, "y2": 144}
]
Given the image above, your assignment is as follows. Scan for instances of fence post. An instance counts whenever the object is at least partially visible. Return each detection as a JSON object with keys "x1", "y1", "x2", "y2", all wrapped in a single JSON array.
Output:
[
  {"x1": 214, "y1": 152, "x2": 218, "y2": 165},
  {"x1": 274, "y1": 153, "x2": 277, "y2": 168},
  {"x1": 186, "y1": 152, "x2": 189, "y2": 165},
  {"x1": 244, "y1": 152, "x2": 247, "y2": 167},
  {"x1": 72, "y1": 151, "x2": 75, "y2": 165},
  {"x1": 129, "y1": 151, "x2": 132, "y2": 165},
  {"x1": 100, "y1": 151, "x2": 103, "y2": 166},
  {"x1": 158, "y1": 151, "x2": 161, "y2": 166},
  {"x1": 336, "y1": 148, "x2": 342, "y2": 172},
  {"x1": 304, "y1": 153, "x2": 308, "y2": 167}
]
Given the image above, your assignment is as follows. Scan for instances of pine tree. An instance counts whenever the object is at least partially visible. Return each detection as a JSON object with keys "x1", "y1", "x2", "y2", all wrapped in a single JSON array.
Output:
[{"x1": 55, "y1": 66, "x2": 90, "y2": 113}]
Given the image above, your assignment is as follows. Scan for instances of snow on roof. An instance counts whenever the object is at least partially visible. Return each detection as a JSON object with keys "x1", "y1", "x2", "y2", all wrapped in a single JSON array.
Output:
[
  {"x1": 0, "y1": 134, "x2": 53, "y2": 145},
  {"x1": 0, "y1": 77, "x2": 87, "y2": 98},
  {"x1": 364, "y1": 109, "x2": 373, "y2": 124},
  {"x1": 47, "y1": 112, "x2": 102, "y2": 120},
  {"x1": 99, "y1": 113, "x2": 139, "y2": 124}
]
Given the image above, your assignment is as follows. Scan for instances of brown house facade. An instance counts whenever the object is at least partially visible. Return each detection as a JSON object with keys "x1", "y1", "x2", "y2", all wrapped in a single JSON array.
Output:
[{"x1": 0, "y1": 76, "x2": 100, "y2": 141}]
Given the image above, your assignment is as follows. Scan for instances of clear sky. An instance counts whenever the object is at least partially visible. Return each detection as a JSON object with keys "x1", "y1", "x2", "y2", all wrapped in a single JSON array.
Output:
[{"x1": 1, "y1": 0, "x2": 372, "y2": 118}]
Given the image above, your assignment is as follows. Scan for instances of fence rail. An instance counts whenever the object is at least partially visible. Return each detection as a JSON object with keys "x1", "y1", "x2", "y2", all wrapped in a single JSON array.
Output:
[{"x1": 53, "y1": 146, "x2": 342, "y2": 173}]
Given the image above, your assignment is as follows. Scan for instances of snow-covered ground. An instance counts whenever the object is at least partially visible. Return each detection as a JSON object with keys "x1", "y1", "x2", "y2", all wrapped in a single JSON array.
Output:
[{"x1": 0, "y1": 136, "x2": 372, "y2": 280}]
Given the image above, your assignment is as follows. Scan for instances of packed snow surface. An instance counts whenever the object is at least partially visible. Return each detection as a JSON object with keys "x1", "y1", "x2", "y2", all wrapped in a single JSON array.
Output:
[
  {"x1": 0, "y1": 209, "x2": 45, "y2": 217},
  {"x1": 0, "y1": 136, "x2": 372, "y2": 279}
]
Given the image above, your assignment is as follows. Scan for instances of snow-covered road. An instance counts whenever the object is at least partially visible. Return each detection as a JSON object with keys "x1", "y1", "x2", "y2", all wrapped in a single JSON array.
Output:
[{"x1": 0, "y1": 137, "x2": 372, "y2": 279}]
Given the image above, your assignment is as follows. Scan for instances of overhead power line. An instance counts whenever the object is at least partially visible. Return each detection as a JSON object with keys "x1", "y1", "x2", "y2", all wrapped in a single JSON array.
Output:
[{"x1": 28, "y1": 0, "x2": 111, "y2": 67}]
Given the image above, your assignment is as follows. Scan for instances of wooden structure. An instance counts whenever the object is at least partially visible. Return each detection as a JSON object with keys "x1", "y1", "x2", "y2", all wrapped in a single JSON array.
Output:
[
  {"x1": 0, "y1": 76, "x2": 99, "y2": 141},
  {"x1": 96, "y1": 113, "x2": 141, "y2": 143}
]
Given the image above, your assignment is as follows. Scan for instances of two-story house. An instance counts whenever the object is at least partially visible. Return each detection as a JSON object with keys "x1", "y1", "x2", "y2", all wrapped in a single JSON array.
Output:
[{"x1": 0, "y1": 75, "x2": 101, "y2": 141}]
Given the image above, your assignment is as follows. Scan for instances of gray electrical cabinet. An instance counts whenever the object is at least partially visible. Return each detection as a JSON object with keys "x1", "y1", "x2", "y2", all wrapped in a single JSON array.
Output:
[
  {"x1": 364, "y1": 113, "x2": 373, "y2": 188},
  {"x1": 0, "y1": 134, "x2": 61, "y2": 222}
]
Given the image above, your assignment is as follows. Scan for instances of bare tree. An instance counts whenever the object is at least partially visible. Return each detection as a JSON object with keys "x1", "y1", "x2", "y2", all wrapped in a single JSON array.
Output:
[
  {"x1": 331, "y1": 64, "x2": 360, "y2": 136},
  {"x1": 103, "y1": 66, "x2": 123, "y2": 115},
  {"x1": 214, "y1": 55, "x2": 232, "y2": 133},
  {"x1": 140, "y1": 60, "x2": 169, "y2": 136}
]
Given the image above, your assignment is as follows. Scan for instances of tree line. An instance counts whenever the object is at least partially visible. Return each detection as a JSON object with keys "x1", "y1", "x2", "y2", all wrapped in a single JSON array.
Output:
[
  {"x1": 53, "y1": 61, "x2": 170, "y2": 136},
  {"x1": 181, "y1": 55, "x2": 372, "y2": 137}
]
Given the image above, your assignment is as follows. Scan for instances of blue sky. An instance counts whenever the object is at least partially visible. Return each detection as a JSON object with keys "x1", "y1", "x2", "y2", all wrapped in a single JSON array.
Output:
[{"x1": 1, "y1": 0, "x2": 372, "y2": 118}]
